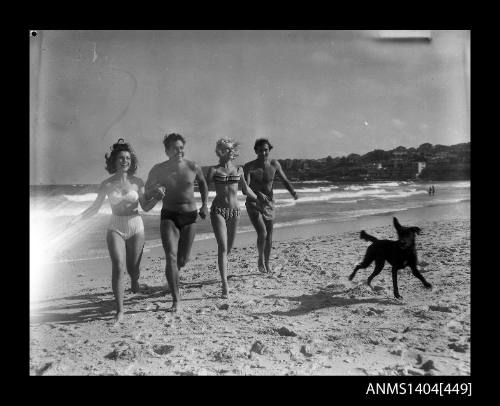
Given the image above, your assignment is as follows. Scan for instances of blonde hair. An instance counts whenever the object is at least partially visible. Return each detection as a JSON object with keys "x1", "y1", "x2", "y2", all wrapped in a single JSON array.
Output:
[{"x1": 215, "y1": 138, "x2": 240, "y2": 159}]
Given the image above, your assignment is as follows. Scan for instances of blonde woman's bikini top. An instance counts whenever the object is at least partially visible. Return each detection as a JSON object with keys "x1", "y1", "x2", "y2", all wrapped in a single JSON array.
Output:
[{"x1": 213, "y1": 169, "x2": 241, "y2": 185}]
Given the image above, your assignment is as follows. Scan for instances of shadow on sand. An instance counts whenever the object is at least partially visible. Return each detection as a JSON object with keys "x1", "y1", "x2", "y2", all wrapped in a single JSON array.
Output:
[
  {"x1": 30, "y1": 280, "x2": 211, "y2": 325},
  {"x1": 254, "y1": 285, "x2": 402, "y2": 317},
  {"x1": 30, "y1": 271, "x2": 303, "y2": 325}
]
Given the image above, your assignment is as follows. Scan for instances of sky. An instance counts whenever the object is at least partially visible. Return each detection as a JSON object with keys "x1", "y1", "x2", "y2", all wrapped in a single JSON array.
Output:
[{"x1": 30, "y1": 30, "x2": 470, "y2": 184}]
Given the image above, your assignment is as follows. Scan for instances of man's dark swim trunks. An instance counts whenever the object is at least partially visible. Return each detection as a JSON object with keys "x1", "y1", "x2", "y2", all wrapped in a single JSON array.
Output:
[{"x1": 161, "y1": 209, "x2": 198, "y2": 229}]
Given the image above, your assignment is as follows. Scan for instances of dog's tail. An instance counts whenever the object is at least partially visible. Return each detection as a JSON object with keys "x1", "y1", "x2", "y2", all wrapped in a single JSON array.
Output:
[{"x1": 360, "y1": 230, "x2": 378, "y2": 243}]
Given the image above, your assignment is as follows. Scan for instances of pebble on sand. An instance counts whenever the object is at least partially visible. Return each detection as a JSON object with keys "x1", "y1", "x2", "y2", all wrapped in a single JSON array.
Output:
[
  {"x1": 448, "y1": 342, "x2": 468, "y2": 353},
  {"x1": 300, "y1": 345, "x2": 313, "y2": 357},
  {"x1": 152, "y1": 344, "x2": 175, "y2": 355},
  {"x1": 250, "y1": 341, "x2": 266, "y2": 355},
  {"x1": 105, "y1": 344, "x2": 136, "y2": 361},
  {"x1": 419, "y1": 359, "x2": 438, "y2": 372},
  {"x1": 429, "y1": 305, "x2": 452, "y2": 313},
  {"x1": 389, "y1": 345, "x2": 405, "y2": 356},
  {"x1": 36, "y1": 362, "x2": 53, "y2": 375},
  {"x1": 276, "y1": 327, "x2": 298, "y2": 337}
]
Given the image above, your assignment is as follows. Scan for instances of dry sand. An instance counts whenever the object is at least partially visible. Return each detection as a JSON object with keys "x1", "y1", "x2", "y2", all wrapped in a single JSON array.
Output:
[{"x1": 30, "y1": 206, "x2": 470, "y2": 376}]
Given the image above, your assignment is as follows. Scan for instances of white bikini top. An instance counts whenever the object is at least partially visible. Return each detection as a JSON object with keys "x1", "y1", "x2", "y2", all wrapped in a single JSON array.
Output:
[{"x1": 108, "y1": 188, "x2": 139, "y2": 206}]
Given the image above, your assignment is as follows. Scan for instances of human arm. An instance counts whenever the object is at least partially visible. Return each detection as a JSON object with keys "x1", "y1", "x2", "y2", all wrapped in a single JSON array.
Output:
[
  {"x1": 137, "y1": 178, "x2": 161, "y2": 212},
  {"x1": 195, "y1": 164, "x2": 209, "y2": 219},
  {"x1": 243, "y1": 162, "x2": 251, "y2": 186},
  {"x1": 273, "y1": 160, "x2": 298, "y2": 200},
  {"x1": 238, "y1": 166, "x2": 258, "y2": 201},
  {"x1": 205, "y1": 166, "x2": 215, "y2": 187},
  {"x1": 144, "y1": 165, "x2": 164, "y2": 201},
  {"x1": 69, "y1": 182, "x2": 107, "y2": 225}
]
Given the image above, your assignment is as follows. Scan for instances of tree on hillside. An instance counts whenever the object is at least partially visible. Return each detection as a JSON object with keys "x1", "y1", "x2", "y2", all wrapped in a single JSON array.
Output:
[
  {"x1": 361, "y1": 149, "x2": 391, "y2": 163},
  {"x1": 347, "y1": 153, "x2": 361, "y2": 163},
  {"x1": 417, "y1": 143, "x2": 433, "y2": 153}
]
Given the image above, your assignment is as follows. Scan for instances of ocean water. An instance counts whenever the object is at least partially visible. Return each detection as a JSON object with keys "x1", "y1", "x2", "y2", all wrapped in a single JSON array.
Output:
[{"x1": 30, "y1": 180, "x2": 470, "y2": 264}]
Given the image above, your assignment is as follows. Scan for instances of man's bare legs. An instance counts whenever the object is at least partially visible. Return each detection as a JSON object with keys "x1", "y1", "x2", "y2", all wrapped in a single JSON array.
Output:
[
  {"x1": 177, "y1": 223, "x2": 196, "y2": 269},
  {"x1": 247, "y1": 210, "x2": 268, "y2": 272},
  {"x1": 160, "y1": 220, "x2": 196, "y2": 312},
  {"x1": 263, "y1": 219, "x2": 274, "y2": 272},
  {"x1": 106, "y1": 231, "x2": 126, "y2": 322},
  {"x1": 125, "y1": 232, "x2": 145, "y2": 293}
]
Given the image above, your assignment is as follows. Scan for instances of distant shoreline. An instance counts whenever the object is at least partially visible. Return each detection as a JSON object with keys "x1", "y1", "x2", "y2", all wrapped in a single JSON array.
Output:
[{"x1": 29, "y1": 178, "x2": 470, "y2": 188}]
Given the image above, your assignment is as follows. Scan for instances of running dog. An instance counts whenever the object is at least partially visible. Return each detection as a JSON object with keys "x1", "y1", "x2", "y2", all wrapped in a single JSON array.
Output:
[{"x1": 348, "y1": 217, "x2": 432, "y2": 299}]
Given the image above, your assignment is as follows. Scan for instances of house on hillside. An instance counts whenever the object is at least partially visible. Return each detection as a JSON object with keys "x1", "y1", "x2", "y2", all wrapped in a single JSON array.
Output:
[
  {"x1": 391, "y1": 148, "x2": 408, "y2": 168},
  {"x1": 417, "y1": 161, "x2": 426, "y2": 177},
  {"x1": 366, "y1": 162, "x2": 388, "y2": 179}
]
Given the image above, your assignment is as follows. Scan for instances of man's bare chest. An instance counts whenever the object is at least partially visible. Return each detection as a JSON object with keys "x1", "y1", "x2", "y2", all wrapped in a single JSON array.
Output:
[
  {"x1": 249, "y1": 165, "x2": 275, "y2": 183},
  {"x1": 158, "y1": 168, "x2": 196, "y2": 188}
]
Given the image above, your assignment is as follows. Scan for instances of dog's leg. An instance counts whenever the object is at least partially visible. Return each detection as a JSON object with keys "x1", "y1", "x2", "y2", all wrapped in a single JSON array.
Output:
[
  {"x1": 410, "y1": 264, "x2": 432, "y2": 289},
  {"x1": 349, "y1": 250, "x2": 374, "y2": 281},
  {"x1": 391, "y1": 267, "x2": 402, "y2": 299},
  {"x1": 367, "y1": 259, "x2": 385, "y2": 287},
  {"x1": 349, "y1": 265, "x2": 362, "y2": 281}
]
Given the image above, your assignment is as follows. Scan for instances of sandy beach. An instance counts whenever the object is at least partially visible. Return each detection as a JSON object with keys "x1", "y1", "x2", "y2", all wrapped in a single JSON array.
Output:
[{"x1": 29, "y1": 202, "x2": 470, "y2": 376}]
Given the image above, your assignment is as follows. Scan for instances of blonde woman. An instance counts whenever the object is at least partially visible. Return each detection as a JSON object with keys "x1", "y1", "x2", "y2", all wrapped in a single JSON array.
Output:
[{"x1": 206, "y1": 138, "x2": 258, "y2": 298}]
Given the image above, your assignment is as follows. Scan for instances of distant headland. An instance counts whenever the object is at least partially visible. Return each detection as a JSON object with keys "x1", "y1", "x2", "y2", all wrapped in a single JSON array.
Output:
[{"x1": 275, "y1": 142, "x2": 470, "y2": 182}]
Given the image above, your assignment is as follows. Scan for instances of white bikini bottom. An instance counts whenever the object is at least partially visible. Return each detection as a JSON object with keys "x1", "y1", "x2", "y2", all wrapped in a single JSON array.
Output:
[{"x1": 107, "y1": 214, "x2": 144, "y2": 240}]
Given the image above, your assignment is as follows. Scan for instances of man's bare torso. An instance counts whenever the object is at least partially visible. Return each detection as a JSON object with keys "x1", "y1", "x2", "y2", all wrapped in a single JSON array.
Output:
[
  {"x1": 244, "y1": 159, "x2": 278, "y2": 197},
  {"x1": 147, "y1": 160, "x2": 198, "y2": 212}
]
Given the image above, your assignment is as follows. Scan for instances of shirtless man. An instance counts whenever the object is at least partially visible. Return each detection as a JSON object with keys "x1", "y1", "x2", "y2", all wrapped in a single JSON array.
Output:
[
  {"x1": 145, "y1": 133, "x2": 209, "y2": 312},
  {"x1": 243, "y1": 138, "x2": 298, "y2": 273}
]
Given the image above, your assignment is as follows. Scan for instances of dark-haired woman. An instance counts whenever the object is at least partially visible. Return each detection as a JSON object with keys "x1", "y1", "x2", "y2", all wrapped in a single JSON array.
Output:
[{"x1": 71, "y1": 139, "x2": 158, "y2": 323}]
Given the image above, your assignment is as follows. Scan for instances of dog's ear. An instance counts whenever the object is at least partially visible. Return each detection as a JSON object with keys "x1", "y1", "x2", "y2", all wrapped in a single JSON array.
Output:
[
  {"x1": 393, "y1": 217, "x2": 402, "y2": 231},
  {"x1": 410, "y1": 227, "x2": 422, "y2": 235}
]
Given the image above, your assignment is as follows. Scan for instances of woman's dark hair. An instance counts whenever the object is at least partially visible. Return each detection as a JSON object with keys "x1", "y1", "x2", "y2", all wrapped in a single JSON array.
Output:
[
  {"x1": 254, "y1": 138, "x2": 273, "y2": 152},
  {"x1": 105, "y1": 139, "x2": 138, "y2": 175},
  {"x1": 163, "y1": 133, "x2": 186, "y2": 149}
]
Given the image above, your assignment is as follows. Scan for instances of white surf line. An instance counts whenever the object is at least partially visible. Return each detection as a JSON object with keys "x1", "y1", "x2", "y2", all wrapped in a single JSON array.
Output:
[
  {"x1": 45, "y1": 255, "x2": 111, "y2": 264},
  {"x1": 45, "y1": 248, "x2": 153, "y2": 265},
  {"x1": 42, "y1": 201, "x2": 460, "y2": 266}
]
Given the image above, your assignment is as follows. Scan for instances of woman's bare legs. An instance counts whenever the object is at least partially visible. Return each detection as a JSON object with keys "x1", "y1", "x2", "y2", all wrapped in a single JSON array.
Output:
[
  {"x1": 225, "y1": 214, "x2": 240, "y2": 288},
  {"x1": 125, "y1": 231, "x2": 145, "y2": 293},
  {"x1": 106, "y1": 230, "x2": 127, "y2": 322},
  {"x1": 226, "y1": 214, "x2": 239, "y2": 255},
  {"x1": 211, "y1": 212, "x2": 230, "y2": 298}
]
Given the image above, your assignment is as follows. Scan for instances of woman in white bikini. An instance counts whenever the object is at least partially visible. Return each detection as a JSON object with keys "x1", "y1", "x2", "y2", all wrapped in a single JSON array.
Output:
[
  {"x1": 206, "y1": 138, "x2": 258, "y2": 298},
  {"x1": 71, "y1": 139, "x2": 159, "y2": 322}
]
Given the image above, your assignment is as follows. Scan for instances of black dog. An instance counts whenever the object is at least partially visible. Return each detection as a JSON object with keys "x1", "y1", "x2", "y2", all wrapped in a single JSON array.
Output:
[{"x1": 348, "y1": 217, "x2": 432, "y2": 299}]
